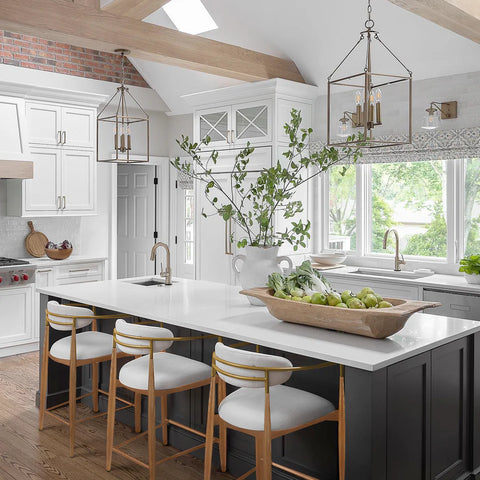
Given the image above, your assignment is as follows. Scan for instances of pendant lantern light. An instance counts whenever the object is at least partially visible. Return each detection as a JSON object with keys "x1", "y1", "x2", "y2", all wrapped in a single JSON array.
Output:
[
  {"x1": 97, "y1": 49, "x2": 150, "y2": 163},
  {"x1": 327, "y1": 0, "x2": 412, "y2": 148}
]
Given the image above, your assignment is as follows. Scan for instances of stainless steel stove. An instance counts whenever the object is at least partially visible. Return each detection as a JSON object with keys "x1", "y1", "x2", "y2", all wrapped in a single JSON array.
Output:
[{"x1": 0, "y1": 257, "x2": 35, "y2": 287}]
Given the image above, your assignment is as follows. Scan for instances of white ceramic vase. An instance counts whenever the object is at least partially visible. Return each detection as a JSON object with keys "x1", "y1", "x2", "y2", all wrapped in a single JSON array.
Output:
[{"x1": 232, "y1": 246, "x2": 293, "y2": 306}]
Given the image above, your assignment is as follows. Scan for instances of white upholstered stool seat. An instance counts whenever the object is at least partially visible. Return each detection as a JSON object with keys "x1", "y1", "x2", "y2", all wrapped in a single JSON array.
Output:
[
  {"x1": 50, "y1": 331, "x2": 113, "y2": 360},
  {"x1": 118, "y1": 351, "x2": 211, "y2": 391},
  {"x1": 218, "y1": 384, "x2": 335, "y2": 431}
]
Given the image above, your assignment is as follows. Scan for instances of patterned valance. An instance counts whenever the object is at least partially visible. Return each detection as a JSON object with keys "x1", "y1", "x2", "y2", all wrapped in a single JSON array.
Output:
[{"x1": 309, "y1": 127, "x2": 480, "y2": 164}]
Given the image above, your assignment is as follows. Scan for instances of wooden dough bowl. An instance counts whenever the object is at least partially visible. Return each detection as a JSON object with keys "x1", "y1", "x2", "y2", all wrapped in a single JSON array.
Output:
[{"x1": 240, "y1": 287, "x2": 442, "y2": 339}]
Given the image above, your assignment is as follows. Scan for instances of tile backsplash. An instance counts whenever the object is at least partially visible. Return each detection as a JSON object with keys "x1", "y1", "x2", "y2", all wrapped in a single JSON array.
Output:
[{"x1": 0, "y1": 180, "x2": 82, "y2": 258}]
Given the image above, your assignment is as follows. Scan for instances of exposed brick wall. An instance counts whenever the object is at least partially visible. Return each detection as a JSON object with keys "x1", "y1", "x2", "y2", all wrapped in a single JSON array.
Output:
[{"x1": 0, "y1": 30, "x2": 149, "y2": 88}]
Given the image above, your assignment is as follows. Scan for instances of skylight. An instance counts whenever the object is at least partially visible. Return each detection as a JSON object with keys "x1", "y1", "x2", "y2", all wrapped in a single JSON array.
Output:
[{"x1": 163, "y1": 0, "x2": 218, "y2": 35}]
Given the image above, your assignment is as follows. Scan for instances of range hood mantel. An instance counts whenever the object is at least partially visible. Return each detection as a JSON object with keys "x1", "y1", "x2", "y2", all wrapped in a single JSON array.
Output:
[{"x1": 0, "y1": 160, "x2": 33, "y2": 179}]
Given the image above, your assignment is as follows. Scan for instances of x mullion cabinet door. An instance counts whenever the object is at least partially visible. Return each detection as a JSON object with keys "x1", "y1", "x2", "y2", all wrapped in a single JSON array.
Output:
[
  {"x1": 231, "y1": 99, "x2": 273, "y2": 147},
  {"x1": 195, "y1": 106, "x2": 232, "y2": 150}
]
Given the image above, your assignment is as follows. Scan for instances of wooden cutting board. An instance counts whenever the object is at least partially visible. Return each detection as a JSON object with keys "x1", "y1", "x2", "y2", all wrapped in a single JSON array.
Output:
[{"x1": 25, "y1": 221, "x2": 48, "y2": 257}]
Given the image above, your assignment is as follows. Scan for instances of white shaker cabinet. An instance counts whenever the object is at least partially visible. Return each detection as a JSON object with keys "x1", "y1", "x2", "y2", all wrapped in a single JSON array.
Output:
[
  {"x1": 7, "y1": 100, "x2": 97, "y2": 217},
  {"x1": 0, "y1": 285, "x2": 35, "y2": 358},
  {"x1": 7, "y1": 148, "x2": 96, "y2": 216},
  {"x1": 26, "y1": 102, "x2": 95, "y2": 149}
]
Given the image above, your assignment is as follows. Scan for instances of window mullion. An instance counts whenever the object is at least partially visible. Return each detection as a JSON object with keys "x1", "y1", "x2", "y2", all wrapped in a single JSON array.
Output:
[
  {"x1": 455, "y1": 158, "x2": 465, "y2": 263},
  {"x1": 359, "y1": 163, "x2": 370, "y2": 257}
]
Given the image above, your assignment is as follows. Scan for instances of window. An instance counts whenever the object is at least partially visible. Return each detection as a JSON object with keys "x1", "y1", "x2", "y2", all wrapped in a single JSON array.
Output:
[
  {"x1": 370, "y1": 161, "x2": 447, "y2": 257},
  {"x1": 329, "y1": 165, "x2": 356, "y2": 251},
  {"x1": 323, "y1": 157, "x2": 477, "y2": 268},
  {"x1": 464, "y1": 158, "x2": 480, "y2": 256},
  {"x1": 163, "y1": 0, "x2": 217, "y2": 35}
]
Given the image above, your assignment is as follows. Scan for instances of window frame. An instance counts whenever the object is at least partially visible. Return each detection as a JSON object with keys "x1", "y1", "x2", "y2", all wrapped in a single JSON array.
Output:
[{"x1": 319, "y1": 158, "x2": 471, "y2": 274}]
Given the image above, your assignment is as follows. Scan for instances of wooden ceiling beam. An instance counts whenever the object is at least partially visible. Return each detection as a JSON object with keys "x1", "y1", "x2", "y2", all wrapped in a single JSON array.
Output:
[
  {"x1": 387, "y1": 0, "x2": 480, "y2": 44},
  {"x1": 0, "y1": 0, "x2": 304, "y2": 83},
  {"x1": 72, "y1": 0, "x2": 100, "y2": 8},
  {"x1": 102, "y1": 0, "x2": 169, "y2": 20}
]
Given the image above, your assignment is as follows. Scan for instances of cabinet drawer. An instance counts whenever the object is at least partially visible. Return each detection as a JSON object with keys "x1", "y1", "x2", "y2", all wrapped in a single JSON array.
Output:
[
  {"x1": 56, "y1": 274, "x2": 102, "y2": 286},
  {"x1": 423, "y1": 289, "x2": 480, "y2": 320},
  {"x1": 56, "y1": 262, "x2": 103, "y2": 279},
  {"x1": 324, "y1": 276, "x2": 421, "y2": 300}
]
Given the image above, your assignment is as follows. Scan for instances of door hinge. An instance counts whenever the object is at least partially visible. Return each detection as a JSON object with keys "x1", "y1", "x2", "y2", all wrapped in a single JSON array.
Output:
[
  {"x1": 174, "y1": 235, "x2": 178, "y2": 245},
  {"x1": 153, "y1": 177, "x2": 158, "y2": 185},
  {"x1": 154, "y1": 231, "x2": 158, "y2": 239},
  {"x1": 175, "y1": 180, "x2": 178, "y2": 189}
]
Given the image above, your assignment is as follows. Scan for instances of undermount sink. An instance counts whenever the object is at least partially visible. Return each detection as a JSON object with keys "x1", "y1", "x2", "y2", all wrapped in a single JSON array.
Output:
[
  {"x1": 125, "y1": 277, "x2": 173, "y2": 287},
  {"x1": 349, "y1": 267, "x2": 434, "y2": 279}
]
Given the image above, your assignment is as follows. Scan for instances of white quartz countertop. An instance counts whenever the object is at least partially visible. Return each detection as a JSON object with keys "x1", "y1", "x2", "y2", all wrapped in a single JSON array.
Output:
[
  {"x1": 37, "y1": 277, "x2": 480, "y2": 371},
  {"x1": 322, "y1": 266, "x2": 480, "y2": 295},
  {"x1": 23, "y1": 255, "x2": 107, "y2": 268}
]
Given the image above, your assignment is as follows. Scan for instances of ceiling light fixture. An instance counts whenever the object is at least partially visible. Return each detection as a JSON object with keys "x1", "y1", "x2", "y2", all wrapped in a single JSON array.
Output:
[
  {"x1": 97, "y1": 49, "x2": 149, "y2": 164},
  {"x1": 327, "y1": 0, "x2": 413, "y2": 148},
  {"x1": 163, "y1": 0, "x2": 218, "y2": 35},
  {"x1": 422, "y1": 101, "x2": 457, "y2": 130}
]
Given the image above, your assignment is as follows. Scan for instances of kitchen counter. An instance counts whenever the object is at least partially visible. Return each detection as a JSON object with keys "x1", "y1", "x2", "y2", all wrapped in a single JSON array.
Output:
[
  {"x1": 37, "y1": 277, "x2": 480, "y2": 480},
  {"x1": 23, "y1": 255, "x2": 107, "y2": 268},
  {"x1": 322, "y1": 265, "x2": 480, "y2": 295},
  {"x1": 36, "y1": 276, "x2": 480, "y2": 371}
]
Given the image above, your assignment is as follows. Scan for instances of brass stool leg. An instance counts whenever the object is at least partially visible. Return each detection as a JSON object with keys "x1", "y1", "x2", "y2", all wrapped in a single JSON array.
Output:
[
  {"x1": 106, "y1": 348, "x2": 118, "y2": 471},
  {"x1": 203, "y1": 376, "x2": 217, "y2": 480},
  {"x1": 255, "y1": 433, "x2": 265, "y2": 480}
]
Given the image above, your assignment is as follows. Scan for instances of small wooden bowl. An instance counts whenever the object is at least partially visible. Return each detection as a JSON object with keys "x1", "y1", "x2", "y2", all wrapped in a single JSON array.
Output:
[{"x1": 45, "y1": 248, "x2": 73, "y2": 260}]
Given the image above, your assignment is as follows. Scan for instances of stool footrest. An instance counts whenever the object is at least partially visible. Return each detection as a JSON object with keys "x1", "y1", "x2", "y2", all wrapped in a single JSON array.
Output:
[{"x1": 272, "y1": 461, "x2": 319, "y2": 480}]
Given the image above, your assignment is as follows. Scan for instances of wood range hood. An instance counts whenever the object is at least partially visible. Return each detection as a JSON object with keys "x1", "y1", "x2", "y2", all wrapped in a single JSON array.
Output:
[{"x1": 0, "y1": 160, "x2": 33, "y2": 179}]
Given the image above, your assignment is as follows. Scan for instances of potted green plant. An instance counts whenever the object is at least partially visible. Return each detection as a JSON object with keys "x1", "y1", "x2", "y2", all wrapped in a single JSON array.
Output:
[
  {"x1": 172, "y1": 109, "x2": 361, "y2": 303},
  {"x1": 459, "y1": 254, "x2": 480, "y2": 284}
]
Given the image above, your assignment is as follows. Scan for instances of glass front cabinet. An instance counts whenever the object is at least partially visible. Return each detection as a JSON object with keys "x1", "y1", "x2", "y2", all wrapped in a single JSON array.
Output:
[{"x1": 195, "y1": 99, "x2": 273, "y2": 150}]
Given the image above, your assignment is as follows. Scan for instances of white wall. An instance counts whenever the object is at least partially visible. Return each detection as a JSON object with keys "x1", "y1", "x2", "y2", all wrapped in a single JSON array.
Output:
[
  {"x1": 0, "y1": 64, "x2": 167, "y2": 267},
  {"x1": 167, "y1": 113, "x2": 193, "y2": 158}
]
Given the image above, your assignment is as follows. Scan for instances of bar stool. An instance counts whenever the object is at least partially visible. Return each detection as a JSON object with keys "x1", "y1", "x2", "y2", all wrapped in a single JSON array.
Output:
[
  {"x1": 39, "y1": 301, "x2": 134, "y2": 457},
  {"x1": 204, "y1": 342, "x2": 345, "y2": 480},
  {"x1": 106, "y1": 319, "x2": 220, "y2": 480}
]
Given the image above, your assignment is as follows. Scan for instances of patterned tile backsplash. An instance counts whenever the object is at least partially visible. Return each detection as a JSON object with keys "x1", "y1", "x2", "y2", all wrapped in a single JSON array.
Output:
[{"x1": 0, "y1": 180, "x2": 82, "y2": 258}]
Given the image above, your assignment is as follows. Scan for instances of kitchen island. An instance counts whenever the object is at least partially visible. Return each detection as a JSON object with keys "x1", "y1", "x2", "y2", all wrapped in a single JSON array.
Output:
[{"x1": 38, "y1": 277, "x2": 480, "y2": 480}]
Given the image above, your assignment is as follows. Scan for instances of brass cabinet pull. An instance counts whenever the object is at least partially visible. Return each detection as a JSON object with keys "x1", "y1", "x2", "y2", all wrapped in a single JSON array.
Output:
[
  {"x1": 57, "y1": 195, "x2": 61, "y2": 209},
  {"x1": 230, "y1": 130, "x2": 235, "y2": 143},
  {"x1": 58, "y1": 131, "x2": 62, "y2": 144},
  {"x1": 62, "y1": 195, "x2": 66, "y2": 210},
  {"x1": 37, "y1": 269, "x2": 53, "y2": 273},
  {"x1": 225, "y1": 218, "x2": 233, "y2": 255},
  {"x1": 62, "y1": 131, "x2": 67, "y2": 145},
  {"x1": 68, "y1": 268, "x2": 90, "y2": 273}
]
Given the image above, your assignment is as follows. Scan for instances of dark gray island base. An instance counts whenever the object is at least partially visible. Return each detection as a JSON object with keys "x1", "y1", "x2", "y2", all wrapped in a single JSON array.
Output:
[{"x1": 38, "y1": 279, "x2": 480, "y2": 480}]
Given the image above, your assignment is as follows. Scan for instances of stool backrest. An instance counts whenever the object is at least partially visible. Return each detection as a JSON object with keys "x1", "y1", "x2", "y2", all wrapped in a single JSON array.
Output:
[
  {"x1": 214, "y1": 343, "x2": 292, "y2": 388},
  {"x1": 115, "y1": 319, "x2": 174, "y2": 355},
  {"x1": 47, "y1": 301, "x2": 94, "y2": 331}
]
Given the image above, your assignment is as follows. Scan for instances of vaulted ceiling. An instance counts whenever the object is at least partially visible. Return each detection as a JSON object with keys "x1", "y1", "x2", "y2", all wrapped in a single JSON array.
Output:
[{"x1": 117, "y1": 0, "x2": 480, "y2": 114}]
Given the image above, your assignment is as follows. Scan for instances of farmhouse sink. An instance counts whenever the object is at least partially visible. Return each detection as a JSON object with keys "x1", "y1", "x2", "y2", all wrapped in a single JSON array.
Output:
[{"x1": 349, "y1": 267, "x2": 434, "y2": 279}]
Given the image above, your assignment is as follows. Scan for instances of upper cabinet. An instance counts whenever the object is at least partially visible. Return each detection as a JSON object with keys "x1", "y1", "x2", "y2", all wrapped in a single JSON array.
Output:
[
  {"x1": 7, "y1": 101, "x2": 97, "y2": 217},
  {"x1": 27, "y1": 102, "x2": 95, "y2": 149},
  {"x1": 195, "y1": 99, "x2": 273, "y2": 149},
  {"x1": 0, "y1": 96, "x2": 29, "y2": 161}
]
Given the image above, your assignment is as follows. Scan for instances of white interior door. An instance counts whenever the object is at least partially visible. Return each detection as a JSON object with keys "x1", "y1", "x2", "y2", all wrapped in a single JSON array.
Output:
[{"x1": 117, "y1": 164, "x2": 156, "y2": 279}]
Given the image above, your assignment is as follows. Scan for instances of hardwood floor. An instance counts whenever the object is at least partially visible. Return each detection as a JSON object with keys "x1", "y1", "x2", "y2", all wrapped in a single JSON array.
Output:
[{"x1": 0, "y1": 352, "x2": 232, "y2": 480}]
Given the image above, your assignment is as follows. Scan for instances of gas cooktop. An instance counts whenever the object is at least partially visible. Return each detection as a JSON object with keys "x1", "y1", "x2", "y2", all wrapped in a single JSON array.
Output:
[{"x1": 0, "y1": 257, "x2": 30, "y2": 267}]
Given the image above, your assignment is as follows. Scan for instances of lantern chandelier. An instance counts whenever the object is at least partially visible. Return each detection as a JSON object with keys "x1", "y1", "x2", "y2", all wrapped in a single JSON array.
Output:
[
  {"x1": 327, "y1": 0, "x2": 412, "y2": 148},
  {"x1": 97, "y1": 49, "x2": 150, "y2": 163}
]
